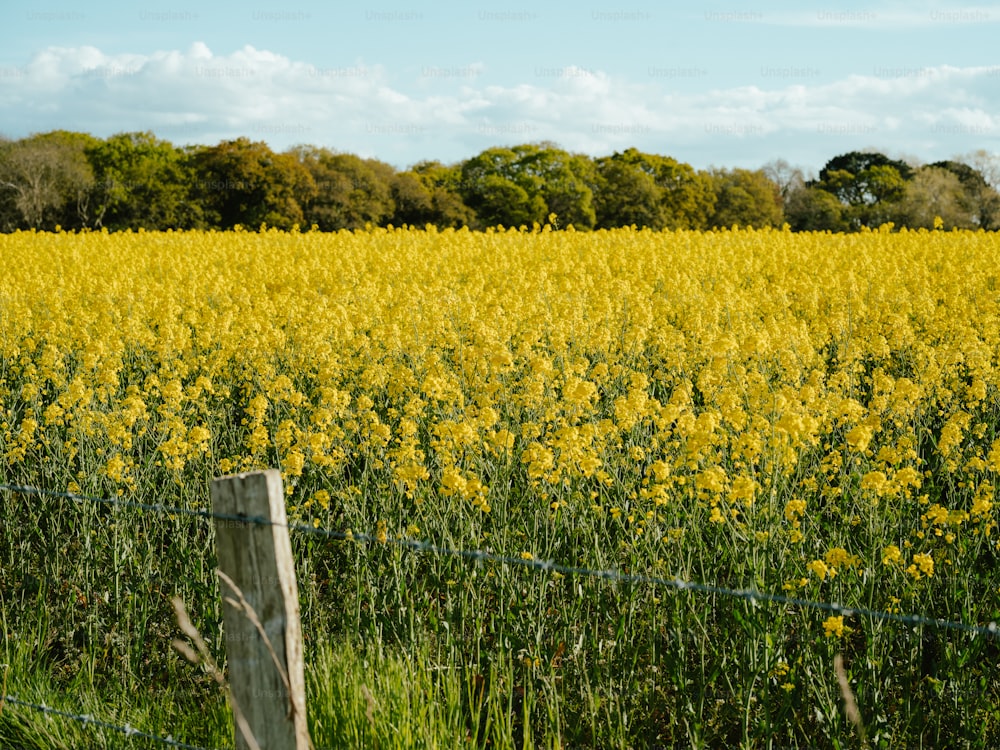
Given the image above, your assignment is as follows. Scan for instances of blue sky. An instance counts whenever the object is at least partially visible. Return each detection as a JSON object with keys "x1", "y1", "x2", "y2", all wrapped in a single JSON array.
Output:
[{"x1": 1, "y1": 0, "x2": 998, "y2": 175}]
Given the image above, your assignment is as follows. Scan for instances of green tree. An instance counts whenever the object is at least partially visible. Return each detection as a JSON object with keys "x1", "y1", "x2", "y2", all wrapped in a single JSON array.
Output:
[
  {"x1": 594, "y1": 157, "x2": 665, "y2": 229},
  {"x1": 458, "y1": 143, "x2": 598, "y2": 229},
  {"x1": 817, "y1": 151, "x2": 914, "y2": 198},
  {"x1": 293, "y1": 147, "x2": 396, "y2": 230},
  {"x1": 813, "y1": 151, "x2": 912, "y2": 229},
  {"x1": 0, "y1": 135, "x2": 18, "y2": 231},
  {"x1": 460, "y1": 146, "x2": 547, "y2": 228},
  {"x1": 783, "y1": 185, "x2": 849, "y2": 232},
  {"x1": 403, "y1": 160, "x2": 476, "y2": 228},
  {"x1": 511, "y1": 144, "x2": 597, "y2": 229},
  {"x1": 594, "y1": 148, "x2": 715, "y2": 230},
  {"x1": 707, "y1": 167, "x2": 783, "y2": 228},
  {"x1": 190, "y1": 138, "x2": 315, "y2": 230},
  {"x1": 85, "y1": 131, "x2": 198, "y2": 230},
  {"x1": 388, "y1": 171, "x2": 433, "y2": 227},
  {"x1": 469, "y1": 173, "x2": 545, "y2": 228}
]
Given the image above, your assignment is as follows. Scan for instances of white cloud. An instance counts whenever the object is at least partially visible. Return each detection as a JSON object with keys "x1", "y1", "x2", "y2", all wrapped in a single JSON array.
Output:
[{"x1": 0, "y1": 44, "x2": 998, "y2": 171}]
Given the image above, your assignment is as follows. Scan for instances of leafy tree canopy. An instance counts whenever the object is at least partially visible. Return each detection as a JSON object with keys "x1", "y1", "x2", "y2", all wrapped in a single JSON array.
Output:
[
  {"x1": 86, "y1": 131, "x2": 198, "y2": 230},
  {"x1": 707, "y1": 168, "x2": 783, "y2": 229},
  {"x1": 595, "y1": 148, "x2": 715, "y2": 230},
  {"x1": 191, "y1": 137, "x2": 315, "y2": 230}
]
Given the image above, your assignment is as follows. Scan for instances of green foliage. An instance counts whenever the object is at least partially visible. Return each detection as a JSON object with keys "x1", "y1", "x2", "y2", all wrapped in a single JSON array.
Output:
[
  {"x1": 460, "y1": 146, "x2": 547, "y2": 228},
  {"x1": 460, "y1": 143, "x2": 597, "y2": 230},
  {"x1": 0, "y1": 491, "x2": 231, "y2": 749},
  {"x1": 818, "y1": 151, "x2": 914, "y2": 193},
  {"x1": 595, "y1": 148, "x2": 716, "y2": 230},
  {"x1": 3, "y1": 132, "x2": 1000, "y2": 233},
  {"x1": 514, "y1": 144, "x2": 597, "y2": 230},
  {"x1": 294, "y1": 147, "x2": 396, "y2": 230},
  {"x1": 405, "y1": 160, "x2": 477, "y2": 228},
  {"x1": 85, "y1": 132, "x2": 199, "y2": 230},
  {"x1": 813, "y1": 151, "x2": 912, "y2": 229},
  {"x1": 594, "y1": 156, "x2": 664, "y2": 229},
  {"x1": 190, "y1": 137, "x2": 316, "y2": 230},
  {"x1": 387, "y1": 170, "x2": 434, "y2": 226},
  {"x1": 784, "y1": 185, "x2": 849, "y2": 232},
  {"x1": 707, "y1": 168, "x2": 784, "y2": 229}
]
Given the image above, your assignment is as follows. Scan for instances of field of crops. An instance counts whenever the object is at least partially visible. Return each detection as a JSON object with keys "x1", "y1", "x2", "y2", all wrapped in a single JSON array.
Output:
[{"x1": 2, "y1": 224, "x2": 1000, "y2": 748}]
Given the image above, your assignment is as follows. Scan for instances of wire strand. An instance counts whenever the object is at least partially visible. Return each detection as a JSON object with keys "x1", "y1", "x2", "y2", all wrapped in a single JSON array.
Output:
[
  {"x1": 0, "y1": 695, "x2": 223, "y2": 750},
  {"x1": 4, "y1": 481, "x2": 997, "y2": 639}
]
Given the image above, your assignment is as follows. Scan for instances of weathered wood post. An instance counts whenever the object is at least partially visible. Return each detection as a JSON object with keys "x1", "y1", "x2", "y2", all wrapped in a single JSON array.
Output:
[{"x1": 211, "y1": 469, "x2": 310, "y2": 750}]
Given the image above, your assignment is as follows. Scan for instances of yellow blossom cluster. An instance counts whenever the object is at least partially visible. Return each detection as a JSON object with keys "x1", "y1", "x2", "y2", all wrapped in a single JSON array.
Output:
[{"x1": 1, "y1": 225, "x2": 998, "y2": 620}]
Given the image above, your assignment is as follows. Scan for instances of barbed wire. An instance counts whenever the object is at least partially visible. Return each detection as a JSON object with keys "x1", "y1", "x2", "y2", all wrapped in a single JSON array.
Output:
[
  {"x1": 301, "y1": 527, "x2": 1000, "y2": 638},
  {"x1": 3, "y1": 481, "x2": 998, "y2": 639},
  {"x1": 0, "y1": 694, "x2": 222, "y2": 750},
  {"x1": 0, "y1": 483, "x2": 269, "y2": 526}
]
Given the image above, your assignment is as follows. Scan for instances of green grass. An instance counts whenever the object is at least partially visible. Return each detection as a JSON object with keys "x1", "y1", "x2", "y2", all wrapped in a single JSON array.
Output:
[
  {"x1": 4, "y1": 413, "x2": 1000, "y2": 748},
  {"x1": 3, "y1": 474, "x2": 1000, "y2": 748}
]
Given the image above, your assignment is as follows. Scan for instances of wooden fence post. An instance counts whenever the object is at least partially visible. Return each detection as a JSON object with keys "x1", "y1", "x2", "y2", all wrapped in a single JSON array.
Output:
[{"x1": 211, "y1": 469, "x2": 310, "y2": 750}]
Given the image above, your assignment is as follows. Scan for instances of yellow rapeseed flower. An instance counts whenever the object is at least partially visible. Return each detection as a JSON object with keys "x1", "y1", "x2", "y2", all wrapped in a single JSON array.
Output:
[
  {"x1": 807, "y1": 559, "x2": 831, "y2": 581},
  {"x1": 823, "y1": 615, "x2": 846, "y2": 638},
  {"x1": 882, "y1": 545, "x2": 902, "y2": 565},
  {"x1": 907, "y1": 552, "x2": 934, "y2": 579}
]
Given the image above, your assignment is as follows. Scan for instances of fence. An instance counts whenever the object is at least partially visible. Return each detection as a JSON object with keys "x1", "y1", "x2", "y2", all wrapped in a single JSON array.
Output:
[{"x1": 2, "y1": 475, "x2": 999, "y2": 749}]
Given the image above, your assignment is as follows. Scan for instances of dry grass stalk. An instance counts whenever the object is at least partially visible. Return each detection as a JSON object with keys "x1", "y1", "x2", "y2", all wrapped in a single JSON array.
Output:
[
  {"x1": 171, "y1": 596, "x2": 262, "y2": 750},
  {"x1": 834, "y1": 653, "x2": 868, "y2": 747}
]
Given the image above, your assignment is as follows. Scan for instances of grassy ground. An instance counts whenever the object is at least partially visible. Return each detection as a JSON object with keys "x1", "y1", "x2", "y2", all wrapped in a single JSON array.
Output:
[{"x1": 3, "y1": 480, "x2": 998, "y2": 748}]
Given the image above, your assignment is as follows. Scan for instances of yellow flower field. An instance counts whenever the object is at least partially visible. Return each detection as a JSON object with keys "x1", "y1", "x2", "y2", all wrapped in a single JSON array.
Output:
[{"x1": 2, "y1": 224, "x2": 999, "y2": 747}]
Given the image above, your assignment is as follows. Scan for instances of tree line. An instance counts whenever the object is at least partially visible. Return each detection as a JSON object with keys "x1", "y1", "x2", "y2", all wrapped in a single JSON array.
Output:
[{"x1": 1, "y1": 130, "x2": 998, "y2": 233}]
